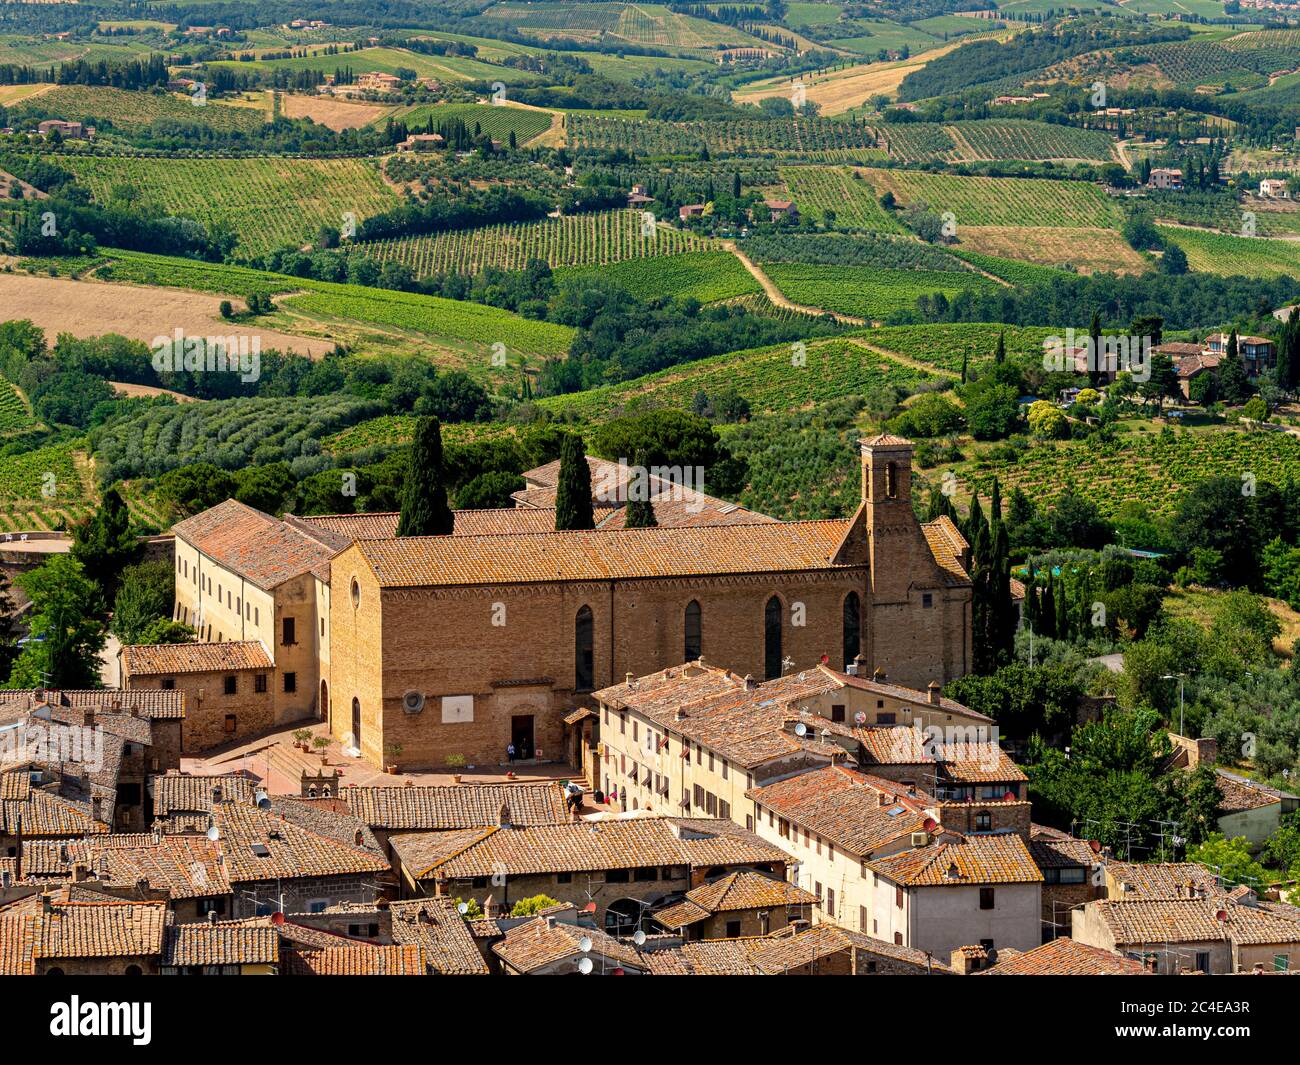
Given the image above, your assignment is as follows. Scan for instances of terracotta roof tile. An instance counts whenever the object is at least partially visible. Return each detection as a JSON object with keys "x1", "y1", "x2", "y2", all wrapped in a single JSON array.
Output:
[
  {"x1": 868, "y1": 833, "x2": 1043, "y2": 887},
  {"x1": 29, "y1": 900, "x2": 167, "y2": 961},
  {"x1": 492, "y1": 917, "x2": 645, "y2": 973},
  {"x1": 0, "y1": 689, "x2": 183, "y2": 719},
  {"x1": 122, "y1": 641, "x2": 272, "y2": 676},
  {"x1": 981, "y1": 937, "x2": 1147, "y2": 975},
  {"x1": 284, "y1": 944, "x2": 425, "y2": 975},
  {"x1": 430, "y1": 816, "x2": 789, "y2": 879},
  {"x1": 163, "y1": 924, "x2": 279, "y2": 967},
  {"x1": 212, "y1": 801, "x2": 389, "y2": 883},
  {"x1": 387, "y1": 898, "x2": 491, "y2": 975},
  {"x1": 352, "y1": 520, "x2": 860, "y2": 588},
  {"x1": 150, "y1": 773, "x2": 259, "y2": 817},
  {"x1": 172, "y1": 499, "x2": 337, "y2": 588},
  {"x1": 1095, "y1": 898, "x2": 1230, "y2": 944},
  {"x1": 654, "y1": 870, "x2": 815, "y2": 929},
  {"x1": 1107, "y1": 861, "x2": 1221, "y2": 900},
  {"x1": 748, "y1": 765, "x2": 931, "y2": 855},
  {"x1": 342, "y1": 783, "x2": 568, "y2": 830}
]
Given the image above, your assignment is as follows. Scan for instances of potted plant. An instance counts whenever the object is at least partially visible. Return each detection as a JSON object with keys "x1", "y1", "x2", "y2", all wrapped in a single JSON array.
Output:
[
  {"x1": 311, "y1": 735, "x2": 330, "y2": 763},
  {"x1": 445, "y1": 753, "x2": 466, "y2": 783},
  {"x1": 384, "y1": 742, "x2": 403, "y2": 775},
  {"x1": 293, "y1": 728, "x2": 312, "y2": 751}
]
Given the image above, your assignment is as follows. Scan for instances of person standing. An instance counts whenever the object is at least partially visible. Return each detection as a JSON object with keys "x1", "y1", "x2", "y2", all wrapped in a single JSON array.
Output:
[{"x1": 506, "y1": 741, "x2": 516, "y2": 764}]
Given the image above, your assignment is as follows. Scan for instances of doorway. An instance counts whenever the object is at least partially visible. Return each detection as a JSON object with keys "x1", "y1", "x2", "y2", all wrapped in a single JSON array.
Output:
[
  {"x1": 511, "y1": 714, "x2": 534, "y2": 760},
  {"x1": 351, "y1": 697, "x2": 361, "y2": 751}
]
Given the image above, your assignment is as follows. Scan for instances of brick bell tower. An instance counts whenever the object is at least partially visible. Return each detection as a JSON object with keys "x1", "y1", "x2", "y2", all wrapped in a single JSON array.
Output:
[{"x1": 857, "y1": 434, "x2": 968, "y2": 685}]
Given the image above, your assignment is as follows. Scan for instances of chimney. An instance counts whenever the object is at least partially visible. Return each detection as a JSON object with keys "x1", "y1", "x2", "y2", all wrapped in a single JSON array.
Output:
[
  {"x1": 950, "y1": 945, "x2": 987, "y2": 975},
  {"x1": 849, "y1": 654, "x2": 866, "y2": 677},
  {"x1": 743, "y1": 674, "x2": 759, "y2": 691},
  {"x1": 498, "y1": 801, "x2": 512, "y2": 828},
  {"x1": 70, "y1": 862, "x2": 89, "y2": 883},
  {"x1": 873, "y1": 668, "x2": 886, "y2": 683},
  {"x1": 90, "y1": 797, "x2": 104, "y2": 823},
  {"x1": 151, "y1": 822, "x2": 162, "y2": 845},
  {"x1": 927, "y1": 681, "x2": 941, "y2": 705},
  {"x1": 674, "y1": 707, "x2": 687, "y2": 722},
  {"x1": 41, "y1": 892, "x2": 53, "y2": 916},
  {"x1": 208, "y1": 910, "x2": 218, "y2": 925},
  {"x1": 625, "y1": 672, "x2": 634, "y2": 688},
  {"x1": 83, "y1": 707, "x2": 95, "y2": 728},
  {"x1": 211, "y1": 785, "x2": 223, "y2": 805},
  {"x1": 483, "y1": 894, "x2": 498, "y2": 918}
]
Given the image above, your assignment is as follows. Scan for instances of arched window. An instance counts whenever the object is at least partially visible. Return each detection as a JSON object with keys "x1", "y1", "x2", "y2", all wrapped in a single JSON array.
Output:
[
  {"x1": 764, "y1": 596, "x2": 783, "y2": 680},
  {"x1": 575, "y1": 606, "x2": 594, "y2": 691},
  {"x1": 975, "y1": 810, "x2": 992, "y2": 832},
  {"x1": 842, "y1": 592, "x2": 862, "y2": 671},
  {"x1": 351, "y1": 697, "x2": 361, "y2": 751},
  {"x1": 684, "y1": 600, "x2": 702, "y2": 662}
]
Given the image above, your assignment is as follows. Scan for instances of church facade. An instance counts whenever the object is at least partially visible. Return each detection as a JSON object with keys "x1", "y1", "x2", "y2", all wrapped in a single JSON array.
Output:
[{"x1": 326, "y1": 436, "x2": 972, "y2": 771}]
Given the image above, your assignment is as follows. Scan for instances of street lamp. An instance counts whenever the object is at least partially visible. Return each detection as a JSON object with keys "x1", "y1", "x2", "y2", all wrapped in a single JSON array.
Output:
[{"x1": 1160, "y1": 673, "x2": 1186, "y2": 735}]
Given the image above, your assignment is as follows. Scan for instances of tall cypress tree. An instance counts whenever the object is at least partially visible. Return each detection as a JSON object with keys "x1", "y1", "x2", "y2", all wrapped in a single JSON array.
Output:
[
  {"x1": 396, "y1": 416, "x2": 454, "y2": 537},
  {"x1": 1041, "y1": 577, "x2": 1056, "y2": 640},
  {"x1": 1054, "y1": 574, "x2": 1069, "y2": 641},
  {"x1": 554, "y1": 433, "x2": 595, "y2": 531},
  {"x1": 72, "y1": 486, "x2": 143, "y2": 606},
  {"x1": 1088, "y1": 309, "x2": 1102, "y2": 389},
  {"x1": 1024, "y1": 559, "x2": 1038, "y2": 630},
  {"x1": 994, "y1": 330, "x2": 1005, "y2": 366},
  {"x1": 623, "y1": 450, "x2": 657, "y2": 529}
]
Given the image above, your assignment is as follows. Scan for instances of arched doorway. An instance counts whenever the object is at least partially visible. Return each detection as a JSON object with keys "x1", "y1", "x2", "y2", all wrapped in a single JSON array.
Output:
[
  {"x1": 351, "y1": 697, "x2": 361, "y2": 751},
  {"x1": 319, "y1": 680, "x2": 329, "y2": 723}
]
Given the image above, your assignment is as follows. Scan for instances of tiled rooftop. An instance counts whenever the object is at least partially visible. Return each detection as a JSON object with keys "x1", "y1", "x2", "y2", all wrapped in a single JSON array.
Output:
[
  {"x1": 342, "y1": 782, "x2": 568, "y2": 830},
  {"x1": 492, "y1": 916, "x2": 645, "y2": 973},
  {"x1": 172, "y1": 499, "x2": 338, "y2": 588},
  {"x1": 980, "y1": 937, "x2": 1147, "y2": 976},
  {"x1": 387, "y1": 898, "x2": 491, "y2": 975},
  {"x1": 122, "y1": 641, "x2": 272, "y2": 676},
  {"x1": 653, "y1": 870, "x2": 816, "y2": 929},
  {"x1": 868, "y1": 832, "x2": 1043, "y2": 887}
]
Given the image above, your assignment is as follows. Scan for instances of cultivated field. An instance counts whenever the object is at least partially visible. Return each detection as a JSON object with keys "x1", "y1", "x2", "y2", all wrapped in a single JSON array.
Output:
[
  {"x1": 856, "y1": 169, "x2": 1122, "y2": 228},
  {"x1": 57, "y1": 156, "x2": 399, "y2": 259},
  {"x1": 1158, "y1": 226, "x2": 1300, "y2": 278},
  {"x1": 351, "y1": 208, "x2": 715, "y2": 276},
  {"x1": 280, "y1": 93, "x2": 398, "y2": 130},
  {"x1": 778, "y1": 166, "x2": 907, "y2": 232},
  {"x1": 956, "y1": 226, "x2": 1151, "y2": 274},
  {"x1": 0, "y1": 271, "x2": 334, "y2": 357}
]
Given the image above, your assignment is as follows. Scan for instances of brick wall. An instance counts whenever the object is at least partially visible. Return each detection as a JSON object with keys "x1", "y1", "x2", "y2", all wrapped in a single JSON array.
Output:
[{"x1": 125, "y1": 669, "x2": 274, "y2": 754}]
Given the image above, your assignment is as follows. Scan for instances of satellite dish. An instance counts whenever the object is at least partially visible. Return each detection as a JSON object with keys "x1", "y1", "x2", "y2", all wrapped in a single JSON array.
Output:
[
  {"x1": 271, "y1": 911, "x2": 285, "y2": 926},
  {"x1": 457, "y1": 902, "x2": 469, "y2": 915},
  {"x1": 632, "y1": 930, "x2": 646, "y2": 946},
  {"x1": 402, "y1": 691, "x2": 426, "y2": 714},
  {"x1": 853, "y1": 711, "x2": 867, "y2": 725},
  {"x1": 206, "y1": 825, "x2": 220, "y2": 841},
  {"x1": 578, "y1": 936, "x2": 593, "y2": 953},
  {"x1": 923, "y1": 817, "x2": 937, "y2": 832},
  {"x1": 1088, "y1": 839, "x2": 1102, "y2": 853},
  {"x1": 1215, "y1": 909, "x2": 1228, "y2": 923},
  {"x1": 794, "y1": 722, "x2": 807, "y2": 737},
  {"x1": 577, "y1": 957, "x2": 593, "y2": 975},
  {"x1": 1003, "y1": 791, "x2": 1016, "y2": 802}
]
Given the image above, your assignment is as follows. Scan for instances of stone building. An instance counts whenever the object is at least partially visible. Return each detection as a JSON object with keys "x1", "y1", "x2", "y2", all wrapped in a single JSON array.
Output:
[
  {"x1": 327, "y1": 436, "x2": 970, "y2": 770},
  {"x1": 651, "y1": 869, "x2": 816, "y2": 939}
]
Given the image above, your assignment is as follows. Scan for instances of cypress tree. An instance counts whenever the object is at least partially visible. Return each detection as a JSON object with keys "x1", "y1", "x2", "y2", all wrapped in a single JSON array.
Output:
[
  {"x1": 994, "y1": 330, "x2": 1005, "y2": 365},
  {"x1": 1024, "y1": 560, "x2": 1038, "y2": 629},
  {"x1": 554, "y1": 433, "x2": 595, "y2": 531},
  {"x1": 1088, "y1": 309, "x2": 1102, "y2": 389},
  {"x1": 1054, "y1": 573, "x2": 1069, "y2": 641},
  {"x1": 1041, "y1": 577, "x2": 1056, "y2": 640},
  {"x1": 623, "y1": 450, "x2": 657, "y2": 528},
  {"x1": 396, "y1": 416, "x2": 454, "y2": 536},
  {"x1": 71, "y1": 486, "x2": 143, "y2": 604}
]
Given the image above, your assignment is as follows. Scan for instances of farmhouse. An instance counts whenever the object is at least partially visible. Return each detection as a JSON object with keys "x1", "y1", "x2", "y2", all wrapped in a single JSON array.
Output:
[
  {"x1": 1148, "y1": 167, "x2": 1183, "y2": 190},
  {"x1": 1259, "y1": 178, "x2": 1291, "y2": 199}
]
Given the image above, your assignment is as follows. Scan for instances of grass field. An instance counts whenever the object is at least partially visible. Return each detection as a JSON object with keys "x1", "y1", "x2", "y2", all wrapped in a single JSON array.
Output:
[
  {"x1": 385, "y1": 102, "x2": 554, "y2": 143},
  {"x1": 483, "y1": 2, "x2": 774, "y2": 52},
  {"x1": 763, "y1": 262, "x2": 999, "y2": 319},
  {"x1": 351, "y1": 209, "x2": 716, "y2": 276},
  {"x1": 779, "y1": 166, "x2": 906, "y2": 232},
  {"x1": 1158, "y1": 226, "x2": 1300, "y2": 278},
  {"x1": 857, "y1": 169, "x2": 1122, "y2": 228},
  {"x1": 864, "y1": 322, "x2": 1061, "y2": 375},
  {"x1": 57, "y1": 156, "x2": 399, "y2": 259},
  {"x1": 555, "y1": 251, "x2": 762, "y2": 302}
]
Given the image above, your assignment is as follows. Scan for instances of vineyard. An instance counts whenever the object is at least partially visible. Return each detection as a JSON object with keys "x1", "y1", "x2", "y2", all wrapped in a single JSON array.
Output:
[
  {"x1": 875, "y1": 120, "x2": 1116, "y2": 164},
  {"x1": 482, "y1": 3, "x2": 771, "y2": 51},
  {"x1": 385, "y1": 102, "x2": 554, "y2": 144},
  {"x1": 205, "y1": 46, "x2": 529, "y2": 85},
  {"x1": 1121, "y1": 41, "x2": 1297, "y2": 87},
  {"x1": 955, "y1": 427, "x2": 1300, "y2": 518},
  {"x1": 12, "y1": 85, "x2": 268, "y2": 134},
  {"x1": 950, "y1": 249, "x2": 1067, "y2": 287},
  {"x1": 955, "y1": 226, "x2": 1150, "y2": 275},
  {"x1": 778, "y1": 166, "x2": 906, "y2": 233},
  {"x1": 763, "y1": 263, "x2": 999, "y2": 320},
  {"x1": 537, "y1": 336, "x2": 938, "y2": 422},
  {"x1": 0, "y1": 379, "x2": 36, "y2": 436},
  {"x1": 743, "y1": 231, "x2": 972, "y2": 272},
  {"x1": 279, "y1": 284, "x2": 576, "y2": 360},
  {"x1": 0, "y1": 442, "x2": 95, "y2": 532},
  {"x1": 324, "y1": 414, "x2": 509, "y2": 455},
  {"x1": 58, "y1": 156, "x2": 399, "y2": 259},
  {"x1": 1157, "y1": 226, "x2": 1300, "y2": 279},
  {"x1": 857, "y1": 169, "x2": 1122, "y2": 228},
  {"x1": 554, "y1": 251, "x2": 762, "y2": 303},
  {"x1": 567, "y1": 114, "x2": 881, "y2": 157},
  {"x1": 350, "y1": 208, "x2": 714, "y2": 275},
  {"x1": 865, "y1": 323, "x2": 1061, "y2": 375},
  {"x1": 1146, "y1": 190, "x2": 1300, "y2": 238}
]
